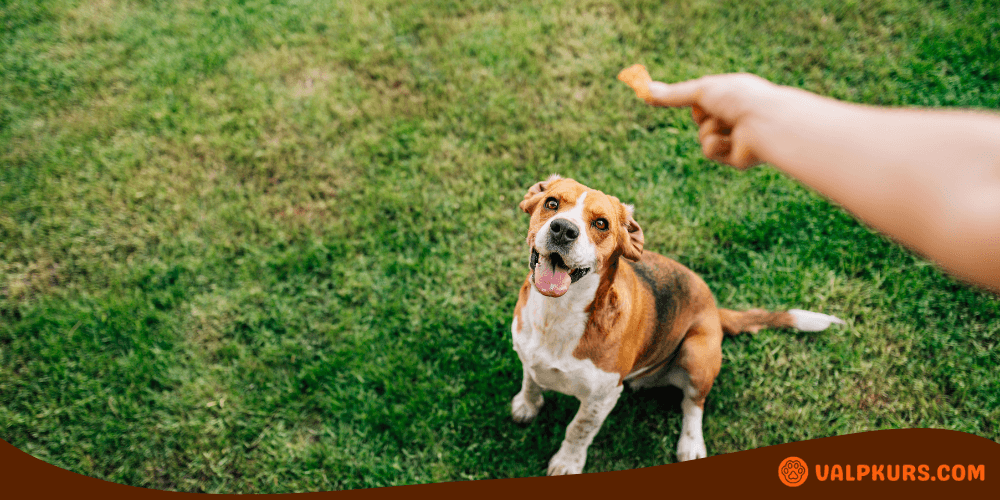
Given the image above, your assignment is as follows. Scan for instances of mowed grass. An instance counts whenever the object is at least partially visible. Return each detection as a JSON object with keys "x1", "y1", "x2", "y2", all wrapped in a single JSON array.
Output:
[{"x1": 2, "y1": 0, "x2": 998, "y2": 493}]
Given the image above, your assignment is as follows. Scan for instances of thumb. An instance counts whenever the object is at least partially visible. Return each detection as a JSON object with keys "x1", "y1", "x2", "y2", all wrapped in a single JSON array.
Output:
[{"x1": 647, "y1": 79, "x2": 705, "y2": 108}]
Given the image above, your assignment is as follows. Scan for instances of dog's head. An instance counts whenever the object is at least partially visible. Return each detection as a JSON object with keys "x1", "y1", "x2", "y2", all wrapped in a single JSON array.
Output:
[{"x1": 519, "y1": 175, "x2": 644, "y2": 298}]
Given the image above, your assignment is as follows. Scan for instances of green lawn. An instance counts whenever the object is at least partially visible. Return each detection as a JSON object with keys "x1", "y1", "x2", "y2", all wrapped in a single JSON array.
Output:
[{"x1": 2, "y1": 0, "x2": 998, "y2": 493}]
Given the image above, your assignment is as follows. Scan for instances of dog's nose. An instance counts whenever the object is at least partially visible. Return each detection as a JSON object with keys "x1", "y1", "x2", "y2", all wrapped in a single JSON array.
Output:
[{"x1": 549, "y1": 219, "x2": 579, "y2": 245}]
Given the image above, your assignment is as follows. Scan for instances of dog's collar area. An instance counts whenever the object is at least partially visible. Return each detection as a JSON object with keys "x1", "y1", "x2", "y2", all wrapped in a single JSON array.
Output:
[{"x1": 530, "y1": 248, "x2": 590, "y2": 284}]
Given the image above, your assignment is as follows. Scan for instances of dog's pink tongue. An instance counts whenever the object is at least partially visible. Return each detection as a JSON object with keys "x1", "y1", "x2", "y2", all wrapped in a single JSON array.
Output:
[{"x1": 534, "y1": 254, "x2": 571, "y2": 297}]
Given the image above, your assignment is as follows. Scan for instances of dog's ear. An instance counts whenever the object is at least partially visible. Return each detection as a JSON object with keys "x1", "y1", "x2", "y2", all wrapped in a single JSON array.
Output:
[
  {"x1": 619, "y1": 202, "x2": 644, "y2": 261},
  {"x1": 519, "y1": 174, "x2": 562, "y2": 214}
]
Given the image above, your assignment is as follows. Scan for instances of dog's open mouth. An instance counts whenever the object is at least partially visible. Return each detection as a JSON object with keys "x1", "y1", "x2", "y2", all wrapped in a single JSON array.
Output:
[{"x1": 530, "y1": 248, "x2": 590, "y2": 297}]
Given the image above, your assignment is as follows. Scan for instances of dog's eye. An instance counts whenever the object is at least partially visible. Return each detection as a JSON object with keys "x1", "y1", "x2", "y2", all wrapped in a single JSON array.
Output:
[
  {"x1": 544, "y1": 198, "x2": 559, "y2": 210},
  {"x1": 594, "y1": 218, "x2": 608, "y2": 231}
]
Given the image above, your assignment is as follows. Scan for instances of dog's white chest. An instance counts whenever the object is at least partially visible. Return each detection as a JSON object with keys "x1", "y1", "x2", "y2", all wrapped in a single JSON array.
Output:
[
  {"x1": 515, "y1": 331, "x2": 593, "y2": 397},
  {"x1": 512, "y1": 277, "x2": 619, "y2": 399}
]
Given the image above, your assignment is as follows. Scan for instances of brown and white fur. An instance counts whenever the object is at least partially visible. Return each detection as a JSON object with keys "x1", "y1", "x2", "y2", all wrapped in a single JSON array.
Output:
[{"x1": 510, "y1": 175, "x2": 845, "y2": 475}]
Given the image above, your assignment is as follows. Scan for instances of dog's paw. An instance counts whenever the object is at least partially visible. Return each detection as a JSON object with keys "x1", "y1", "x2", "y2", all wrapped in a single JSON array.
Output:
[
  {"x1": 676, "y1": 433, "x2": 707, "y2": 462},
  {"x1": 511, "y1": 392, "x2": 543, "y2": 424},
  {"x1": 547, "y1": 446, "x2": 586, "y2": 475}
]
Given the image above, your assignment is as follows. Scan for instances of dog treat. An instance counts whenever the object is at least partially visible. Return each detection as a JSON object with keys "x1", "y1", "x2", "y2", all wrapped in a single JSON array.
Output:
[{"x1": 617, "y1": 64, "x2": 653, "y2": 104}]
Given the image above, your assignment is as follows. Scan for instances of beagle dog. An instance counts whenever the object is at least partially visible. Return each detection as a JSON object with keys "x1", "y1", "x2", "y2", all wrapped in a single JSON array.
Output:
[{"x1": 510, "y1": 175, "x2": 844, "y2": 475}]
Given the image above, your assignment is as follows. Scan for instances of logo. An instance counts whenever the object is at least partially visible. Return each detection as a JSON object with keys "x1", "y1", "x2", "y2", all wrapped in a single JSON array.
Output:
[{"x1": 780, "y1": 456, "x2": 809, "y2": 487}]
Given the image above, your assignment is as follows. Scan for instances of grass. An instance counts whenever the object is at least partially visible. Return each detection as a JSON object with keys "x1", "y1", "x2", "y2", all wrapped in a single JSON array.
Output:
[{"x1": 2, "y1": 0, "x2": 998, "y2": 493}]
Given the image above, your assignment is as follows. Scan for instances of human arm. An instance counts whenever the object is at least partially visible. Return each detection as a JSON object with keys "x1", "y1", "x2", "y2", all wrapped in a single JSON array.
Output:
[{"x1": 645, "y1": 74, "x2": 1000, "y2": 291}]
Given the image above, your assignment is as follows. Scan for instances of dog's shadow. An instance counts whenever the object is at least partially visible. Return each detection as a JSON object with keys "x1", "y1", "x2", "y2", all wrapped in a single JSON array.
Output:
[
  {"x1": 618, "y1": 385, "x2": 687, "y2": 434},
  {"x1": 623, "y1": 384, "x2": 686, "y2": 418}
]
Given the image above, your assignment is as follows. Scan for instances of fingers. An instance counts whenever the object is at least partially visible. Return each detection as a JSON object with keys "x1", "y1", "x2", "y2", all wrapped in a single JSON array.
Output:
[
  {"x1": 698, "y1": 117, "x2": 725, "y2": 143},
  {"x1": 698, "y1": 117, "x2": 728, "y2": 161},
  {"x1": 728, "y1": 132, "x2": 762, "y2": 169},
  {"x1": 698, "y1": 117, "x2": 761, "y2": 169},
  {"x1": 703, "y1": 133, "x2": 761, "y2": 169},
  {"x1": 692, "y1": 104, "x2": 707, "y2": 125},
  {"x1": 702, "y1": 134, "x2": 731, "y2": 162}
]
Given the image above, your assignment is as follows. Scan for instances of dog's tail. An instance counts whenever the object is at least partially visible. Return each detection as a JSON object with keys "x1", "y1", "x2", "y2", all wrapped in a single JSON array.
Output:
[{"x1": 718, "y1": 308, "x2": 845, "y2": 336}]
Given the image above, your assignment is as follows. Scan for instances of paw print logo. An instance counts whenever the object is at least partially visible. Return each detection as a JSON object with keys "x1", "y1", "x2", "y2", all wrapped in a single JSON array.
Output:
[{"x1": 779, "y1": 457, "x2": 808, "y2": 487}]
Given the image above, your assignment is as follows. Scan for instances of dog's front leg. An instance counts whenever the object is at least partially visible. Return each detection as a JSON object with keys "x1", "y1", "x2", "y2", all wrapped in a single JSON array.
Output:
[
  {"x1": 547, "y1": 385, "x2": 623, "y2": 475},
  {"x1": 512, "y1": 367, "x2": 544, "y2": 424}
]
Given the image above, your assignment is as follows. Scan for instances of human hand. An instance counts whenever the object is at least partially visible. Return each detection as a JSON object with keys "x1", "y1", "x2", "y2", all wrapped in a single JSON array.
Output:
[{"x1": 647, "y1": 73, "x2": 784, "y2": 169}]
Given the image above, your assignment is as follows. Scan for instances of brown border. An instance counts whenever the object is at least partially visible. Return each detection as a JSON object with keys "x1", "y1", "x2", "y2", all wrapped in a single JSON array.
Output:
[{"x1": 2, "y1": 429, "x2": 997, "y2": 498}]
